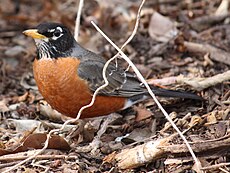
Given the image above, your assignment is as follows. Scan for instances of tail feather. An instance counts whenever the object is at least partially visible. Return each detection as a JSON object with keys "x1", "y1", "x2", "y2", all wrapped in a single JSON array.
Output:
[
  {"x1": 128, "y1": 87, "x2": 203, "y2": 107},
  {"x1": 151, "y1": 87, "x2": 203, "y2": 100}
]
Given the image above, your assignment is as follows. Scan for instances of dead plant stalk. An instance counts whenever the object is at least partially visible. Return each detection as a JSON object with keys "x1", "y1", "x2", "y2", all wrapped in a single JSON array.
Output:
[{"x1": 74, "y1": 0, "x2": 84, "y2": 41}]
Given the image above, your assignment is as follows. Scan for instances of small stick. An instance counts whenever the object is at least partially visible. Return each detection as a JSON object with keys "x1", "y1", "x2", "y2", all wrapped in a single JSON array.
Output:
[
  {"x1": 74, "y1": 0, "x2": 84, "y2": 41},
  {"x1": 0, "y1": 152, "x2": 78, "y2": 162},
  {"x1": 184, "y1": 41, "x2": 230, "y2": 65},
  {"x1": 178, "y1": 70, "x2": 230, "y2": 91},
  {"x1": 202, "y1": 162, "x2": 230, "y2": 171}
]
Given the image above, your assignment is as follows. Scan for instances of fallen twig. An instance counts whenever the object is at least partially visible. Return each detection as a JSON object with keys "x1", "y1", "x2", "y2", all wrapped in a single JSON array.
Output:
[
  {"x1": 0, "y1": 152, "x2": 78, "y2": 162},
  {"x1": 178, "y1": 70, "x2": 230, "y2": 91},
  {"x1": 159, "y1": 135, "x2": 230, "y2": 155},
  {"x1": 148, "y1": 70, "x2": 230, "y2": 92},
  {"x1": 114, "y1": 137, "x2": 170, "y2": 169},
  {"x1": 202, "y1": 162, "x2": 230, "y2": 171},
  {"x1": 184, "y1": 41, "x2": 230, "y2": 65},
  {"x1": 112, "y1": 134, "x2": 230, "y2": 170},
  {"x1": 193, "y1": 13, "x2": 230, "y2": 25},
  {"x1": 191, "y1": 13, "x2": 230, "y2": 31},
  {"x1": 0, "y1": 162, "x2": 21, "y2": 170}
]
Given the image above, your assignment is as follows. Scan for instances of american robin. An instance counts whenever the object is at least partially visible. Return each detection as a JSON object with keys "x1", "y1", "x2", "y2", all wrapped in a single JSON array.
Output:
[{"x1": 23, "y1": 22, "x2": 202, "y2": 119}]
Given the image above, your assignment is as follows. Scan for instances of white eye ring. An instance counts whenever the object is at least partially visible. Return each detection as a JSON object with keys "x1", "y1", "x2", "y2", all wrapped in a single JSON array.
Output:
[
  {"x1": 52, "y1": 33, "x2": 63, "y2": 40},
  {"x1": 51, "y1": 27, "x2": 63, "y2": 40},
  {"x1": 56, "y1": 26, "x2": 63, "y2": 32}
]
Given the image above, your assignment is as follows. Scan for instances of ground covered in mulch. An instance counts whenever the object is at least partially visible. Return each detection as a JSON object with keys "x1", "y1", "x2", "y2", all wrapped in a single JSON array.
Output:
[{"x1": 0, "y1": 0, "x2": 230, "y2": 172}]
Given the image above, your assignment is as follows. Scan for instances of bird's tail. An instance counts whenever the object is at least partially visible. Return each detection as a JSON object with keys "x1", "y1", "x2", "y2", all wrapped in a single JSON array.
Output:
[
  {"x1": 151, "y1": 86, "x2": 203, "y2": 100},
  {"x1": 127, "y1": 87, "x2": 203, "y2": 108}
]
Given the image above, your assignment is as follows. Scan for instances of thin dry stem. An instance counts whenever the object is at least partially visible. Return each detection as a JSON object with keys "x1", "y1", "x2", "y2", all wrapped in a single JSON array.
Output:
[
  {"x1": 179, "y1": 70, "x2": 230, "y2": 91},
  {"x1": 74, "y1": 0, "x2": 84, "y2": 41},
  {"x1": 0, "y1": 154, "x2": 78, "y2": 162},
  {"x1": 202, "y1": 162, "x2": 230, "y2": 171}
]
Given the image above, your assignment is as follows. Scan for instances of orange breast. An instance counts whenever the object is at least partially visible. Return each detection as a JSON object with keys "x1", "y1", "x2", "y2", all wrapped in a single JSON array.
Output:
[{"x1": 33, "y1": 58, "x2": 126, "y2": 118}]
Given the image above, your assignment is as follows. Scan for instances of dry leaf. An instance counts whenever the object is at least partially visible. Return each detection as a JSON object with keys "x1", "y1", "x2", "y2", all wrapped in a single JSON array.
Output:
[
  {"x1": 134, "y1": 106, "x2": 153, "y2": 121},
  {"x1": 22, "y1": 133, "x2": 70, "y2": 150},
  {"x1": 17, "y1": 92, "x2": 29, "y2": 102},
  {"x1": 39, "y1": 101, "x2": 63, "y2": 121},
  {"x1": 148, "y1": 11, "x2": 178, "y2": 42},
  {"x1": 0, "y1": 133, "x2": 70, "y2": 156},
  {"x1": 7, "y1": 119, "x2": 44, "y2": 133},
  {"x1": 121, "y1": 128, "x2": 152, "y2": 144},
  {"x1": 188, "y1": 115, "x2": 202, "y2": 127},
  {"x1": 0, "y1": 100, "x2": 9, "y2": 113},
  {"x1": 205, "y1": 111, "x2": 217, "y2": 125},
  {"x1": 164, "y1": 158, "x2": 192, "y2": 165},
  {"x1": 103, "y1": 151, "x2": 116, "y2": 163}
]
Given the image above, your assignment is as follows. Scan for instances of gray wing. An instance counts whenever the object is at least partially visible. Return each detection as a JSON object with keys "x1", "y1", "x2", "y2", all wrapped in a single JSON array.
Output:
[
  {"x1": 70, "y1": 42, "x2": 146, "y2": 97},
  {"x1": 77, "y1": 58, "x2": 147, "y2": 97},
  {"x1": 72, "y1": 43, "x2": 203, "y2": 100}
]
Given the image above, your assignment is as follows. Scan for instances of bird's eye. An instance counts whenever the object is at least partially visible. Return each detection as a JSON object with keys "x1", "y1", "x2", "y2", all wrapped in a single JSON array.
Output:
[{"x1": 53, "y1": 30, "x2": 61, "y2": 37}]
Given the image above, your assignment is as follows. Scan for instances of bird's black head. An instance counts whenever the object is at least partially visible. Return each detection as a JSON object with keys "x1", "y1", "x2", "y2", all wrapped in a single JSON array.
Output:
[{"x1": 23, "y1": 22, "x2": 75, "y2": 59}]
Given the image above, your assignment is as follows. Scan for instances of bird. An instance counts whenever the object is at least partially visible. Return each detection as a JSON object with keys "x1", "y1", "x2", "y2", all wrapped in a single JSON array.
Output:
[{"x1": 23, "y1": 22, "x2": 202, "y2": 119}]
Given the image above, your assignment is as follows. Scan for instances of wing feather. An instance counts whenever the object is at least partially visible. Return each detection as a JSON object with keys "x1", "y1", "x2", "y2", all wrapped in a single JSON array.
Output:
[{"x1": 77, "y1": 59, "x2": 146, "y2": 97}]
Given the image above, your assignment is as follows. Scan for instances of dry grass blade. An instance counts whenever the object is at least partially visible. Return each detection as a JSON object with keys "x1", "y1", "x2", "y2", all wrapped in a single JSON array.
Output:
[{"x1": 74, "y1": 0, "x2": 84, "y2": 41}]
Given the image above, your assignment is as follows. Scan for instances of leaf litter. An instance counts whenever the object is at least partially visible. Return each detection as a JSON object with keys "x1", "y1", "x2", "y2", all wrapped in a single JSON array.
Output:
[{"x1": 0, "y1": 0, "x2": 230, "y2": 172}]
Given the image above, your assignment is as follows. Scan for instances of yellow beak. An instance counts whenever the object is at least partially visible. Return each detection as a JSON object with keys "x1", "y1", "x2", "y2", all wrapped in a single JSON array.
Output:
[{"x1": 23, "y1": 29, "x2": 47, "y2": 39}]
